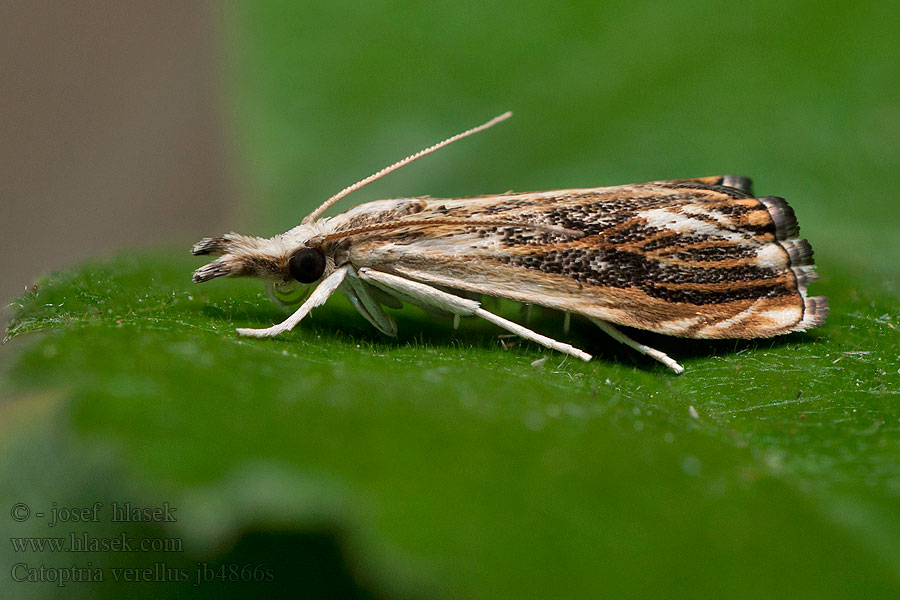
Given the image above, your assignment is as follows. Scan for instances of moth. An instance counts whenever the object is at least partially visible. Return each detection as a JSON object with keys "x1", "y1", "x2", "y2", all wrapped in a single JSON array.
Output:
[{"x1": 192, "y1": 112, "x2": 827, "y2": 374}]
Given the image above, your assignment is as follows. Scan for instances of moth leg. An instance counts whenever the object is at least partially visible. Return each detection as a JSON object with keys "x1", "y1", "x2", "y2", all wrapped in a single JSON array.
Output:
[
  {"x1": 589, "y1": 318, "x2": 684, "y2": 375},
  {"x1": 358, "y1": 268, "x2": 592, "y2": 362},
  {"x1": 475, "y1": 308, "x2": 591, "y2": 362},
  {"x1": 341, "y1": 268, "x2": 398, "y2": 337},
  {"x1": 236, "y1": 265, "x2": 349, "y2": 338},
  {"x1": 368, "y1": 286, "x2": 402, "y2": 310}
]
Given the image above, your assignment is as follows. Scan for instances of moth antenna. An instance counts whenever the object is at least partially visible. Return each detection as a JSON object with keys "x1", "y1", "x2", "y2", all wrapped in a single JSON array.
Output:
[{"x1": 302, "y1": 111, "x2": 513, "y2": 224}]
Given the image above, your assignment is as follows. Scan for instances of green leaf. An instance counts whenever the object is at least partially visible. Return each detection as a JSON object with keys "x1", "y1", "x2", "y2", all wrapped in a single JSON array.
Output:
[{"x1": 2, "y1": 251, "x2": 898, "y2": 598}]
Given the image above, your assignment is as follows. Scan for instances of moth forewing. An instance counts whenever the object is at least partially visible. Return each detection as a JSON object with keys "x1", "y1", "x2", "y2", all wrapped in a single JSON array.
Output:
[
  {"x1": 342, "y1": 181, "x2": 826, "y2": 341},
  {"x1": 192, "y1": 113, "x2": 827, "y2": 374}
]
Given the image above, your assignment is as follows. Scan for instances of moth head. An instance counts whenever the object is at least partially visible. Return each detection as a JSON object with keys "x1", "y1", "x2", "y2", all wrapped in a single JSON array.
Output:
[
  {"x1": 191, "y1": 112, "x2": 513, "y2": 288},
  {"x1": 191, "y1": 231, "x2": 329, "y2": 287}
]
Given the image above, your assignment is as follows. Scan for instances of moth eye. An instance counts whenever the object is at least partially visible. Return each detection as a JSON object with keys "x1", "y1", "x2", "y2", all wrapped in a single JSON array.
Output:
[{"x1": 288, "y1": 248, "x2": 326, "y2": 284}]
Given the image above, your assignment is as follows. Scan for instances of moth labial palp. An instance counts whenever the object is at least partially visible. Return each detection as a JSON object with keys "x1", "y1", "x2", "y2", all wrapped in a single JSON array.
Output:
[{"x1": 191, "y1": 112, "x2": 828, "y2": 374}]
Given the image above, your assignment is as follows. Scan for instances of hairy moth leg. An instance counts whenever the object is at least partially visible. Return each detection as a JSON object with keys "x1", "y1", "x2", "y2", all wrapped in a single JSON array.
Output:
[
  {"x1": 589, "y1": 318, "x2": 684, "y2": 375},
  {"x1": 341, "y1": 269, "x2": 398, "y2": 336},
  {"x1": 236, "y1": 265, "x2": 350, "y2": 338},
  {"x1": 358, "y1": 268, "x2": 592, "y2": 362}
]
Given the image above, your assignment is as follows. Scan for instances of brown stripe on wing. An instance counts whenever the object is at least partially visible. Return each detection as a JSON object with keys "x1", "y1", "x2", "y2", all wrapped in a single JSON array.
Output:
[
  {"x1": 494, "y1": 245, "x2": 794, "y2": 305},
  {"x1": 344, "y1": 178, "x2": 825, "y2": 338}
]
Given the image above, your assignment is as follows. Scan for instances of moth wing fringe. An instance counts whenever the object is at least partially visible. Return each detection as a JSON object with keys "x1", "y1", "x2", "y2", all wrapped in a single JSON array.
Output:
[
  {"x1": 752, "y1": 192, "x2": 827, "y2": 332},
  {"x1": 791, "y1": 265, "x2": 819, "y2": 288},
  {"x1": 780, "y1": 239, "x2": 814, "y2": 266},
  {"x1": 798, "y1": 295, "x2": 829, "y2": 331},
  {"x1": 758, "y1": 195, "x2": 800, "y2": 240},
  {"x1": 780, "y1": 238, "x2": 818, "y2": 289},
  {"x1": 721, "y1": 175, "x2": 753, "y2": 194}
]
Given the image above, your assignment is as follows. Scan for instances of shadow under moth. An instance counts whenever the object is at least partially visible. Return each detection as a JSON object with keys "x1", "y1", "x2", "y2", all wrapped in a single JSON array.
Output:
[{"x1": 192, "y1": 112, "x2": 827, "y2": 374}]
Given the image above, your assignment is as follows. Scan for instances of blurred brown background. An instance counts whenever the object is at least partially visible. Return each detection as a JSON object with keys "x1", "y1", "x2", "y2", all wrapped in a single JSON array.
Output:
[{"x1": 0, "y1": 1, "x2": 233, "y2": 306}]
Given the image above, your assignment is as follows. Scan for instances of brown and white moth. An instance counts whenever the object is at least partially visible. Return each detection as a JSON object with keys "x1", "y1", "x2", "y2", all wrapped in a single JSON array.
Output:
[{"x1": 192, "y1": 112, "x2": 827, "y2": 374}]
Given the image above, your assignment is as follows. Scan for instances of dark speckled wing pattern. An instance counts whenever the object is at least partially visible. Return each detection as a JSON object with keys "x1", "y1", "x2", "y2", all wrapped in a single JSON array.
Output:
[{"x1": 333, "y1": 177, "x2": 827, "y2": 339}]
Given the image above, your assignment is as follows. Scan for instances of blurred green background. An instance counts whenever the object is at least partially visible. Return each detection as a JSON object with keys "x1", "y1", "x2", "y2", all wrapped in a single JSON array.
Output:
[{"x1": 2, "y1": 1, "x2": 899, "y2": 598}]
